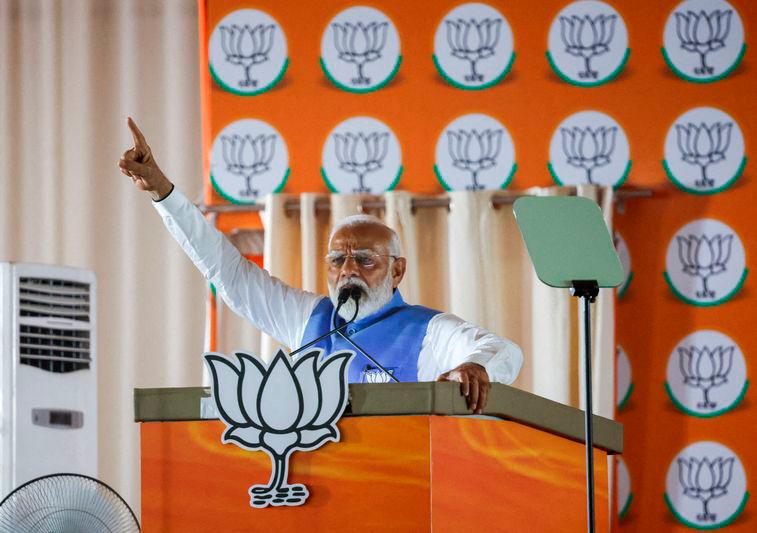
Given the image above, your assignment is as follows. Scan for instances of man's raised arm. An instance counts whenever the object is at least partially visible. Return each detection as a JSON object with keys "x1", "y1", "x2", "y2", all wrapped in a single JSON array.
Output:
[{"x1": 118, "y1": 118, "x2": 322, "y2": 349}]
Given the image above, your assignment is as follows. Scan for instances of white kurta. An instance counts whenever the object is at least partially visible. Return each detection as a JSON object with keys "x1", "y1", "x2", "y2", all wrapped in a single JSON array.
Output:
[{"x1": 153, "y1": 187, "x2": 524, "y2": 384}]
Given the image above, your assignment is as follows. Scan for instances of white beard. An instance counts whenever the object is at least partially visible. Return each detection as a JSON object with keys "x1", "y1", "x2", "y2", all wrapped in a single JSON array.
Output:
[{"x1": 328, "y1": 272, "x2": 394, "y2": 321}]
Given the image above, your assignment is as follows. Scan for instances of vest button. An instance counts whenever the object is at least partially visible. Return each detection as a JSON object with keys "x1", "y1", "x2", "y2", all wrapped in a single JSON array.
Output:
[{"x1": 347, "y1": 327, "x2": 356, "y2": 335}]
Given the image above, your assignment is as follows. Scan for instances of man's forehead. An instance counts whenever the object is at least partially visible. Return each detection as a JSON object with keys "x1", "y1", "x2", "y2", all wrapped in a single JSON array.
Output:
[{"x1": 329, "y1": 224, "x2": 392, "y2": 251}]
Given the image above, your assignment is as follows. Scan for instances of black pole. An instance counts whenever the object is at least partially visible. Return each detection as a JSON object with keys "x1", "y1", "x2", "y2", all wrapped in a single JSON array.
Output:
[
  {"x1": 582, "y1": 295, "x2": 595, "y2": 533},
  {"x1": 570, "y1": 280, "x2": 599, "y2": 533}
]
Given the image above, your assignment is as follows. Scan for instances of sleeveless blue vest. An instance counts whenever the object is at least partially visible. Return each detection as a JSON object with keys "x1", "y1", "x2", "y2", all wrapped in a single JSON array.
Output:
[{"x1": 300, "y1": 290, "x2": 440, "y2": 383}]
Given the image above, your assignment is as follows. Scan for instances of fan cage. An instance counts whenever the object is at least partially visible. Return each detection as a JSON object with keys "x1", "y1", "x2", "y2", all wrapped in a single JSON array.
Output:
[{"x1": 0, "y1": 473, "x2": 140, "y2": 533}]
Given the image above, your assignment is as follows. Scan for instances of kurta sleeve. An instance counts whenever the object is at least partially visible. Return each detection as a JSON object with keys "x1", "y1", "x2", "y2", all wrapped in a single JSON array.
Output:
[
  {"x1": 417, "y1": 312, "x2": 524, "y2": 384},
  {"x1": 152, "y1": 187, "x2": 322, "y2": 348}
]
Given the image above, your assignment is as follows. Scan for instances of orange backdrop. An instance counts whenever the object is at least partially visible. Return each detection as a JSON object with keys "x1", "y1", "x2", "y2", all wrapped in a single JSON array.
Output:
[{"x1": 197, "y1": 1, "x2": 756, "y2": 530}]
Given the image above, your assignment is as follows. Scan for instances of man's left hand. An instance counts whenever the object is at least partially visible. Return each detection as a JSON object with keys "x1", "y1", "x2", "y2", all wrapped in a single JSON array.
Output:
[{"x1": 437, "y1": 363, "x2": 490, "y2": 414}]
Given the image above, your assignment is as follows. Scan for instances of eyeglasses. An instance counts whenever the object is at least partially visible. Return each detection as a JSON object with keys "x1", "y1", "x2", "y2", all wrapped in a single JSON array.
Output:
[{"x1": 324, "y1": 251, "x2": 397, "y2": 270}]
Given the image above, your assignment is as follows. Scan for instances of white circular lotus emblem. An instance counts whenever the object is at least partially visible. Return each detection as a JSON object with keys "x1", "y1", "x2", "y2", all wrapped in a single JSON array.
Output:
[
  {"x1": 547, "y1": 0, "x2": 629, "y2": 86},
  {"x1": 548, "y1": 110, "x2": 631, "y2": 188},
  {"x1": 616, "y1": 456, "x2": 632, "y2": 520},
  {"x1": 614, "y1": 231, "x2": 633, "y2": 298},
  {"x1": 320, "y1": 6, "x2": 401, "y2": 93},
  {"x1": 321, "y1": 116, "x2": 402, "y2": 194},
  {"x1": 434, "y1": 113, "x2": 516, "y2": 191},
  {"x1": 616, "y1": 345, "x2": 633, "y2": 411},
  {"x1": 208, "y1": 9, "x2": 288, "y2": 95},
  {"x1": 665, "y1": 441, "x2": 748, "y2": 528},
  {"x1": 662, "y1": 0, "x2": 746, "y2": 83},
  {"x1": 664, "y1": 218, "x2": 748, "y2": 306},
  {"x1": 210, "y1": 119, "x2": 289, "y2": 204},
  {"x1": 433, "y1": 3, "x2": 515, "y2": 90},
  {"x1": 664, "y1": 106, "x2": 746, "y2": 195},
  {"x1": 666, "y1": 330, "x2": 748, "y2": 418}
]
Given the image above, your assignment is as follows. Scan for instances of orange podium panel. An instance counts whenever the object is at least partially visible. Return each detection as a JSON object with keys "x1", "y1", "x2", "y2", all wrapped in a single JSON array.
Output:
[{"x1": 140, "y1": 415, "x2": 610, "y2": 532}]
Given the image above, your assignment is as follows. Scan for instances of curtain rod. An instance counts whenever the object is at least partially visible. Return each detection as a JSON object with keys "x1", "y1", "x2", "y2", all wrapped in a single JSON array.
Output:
[{"x1": 197, "y1": 188, "x2": 653, "y2": 215}]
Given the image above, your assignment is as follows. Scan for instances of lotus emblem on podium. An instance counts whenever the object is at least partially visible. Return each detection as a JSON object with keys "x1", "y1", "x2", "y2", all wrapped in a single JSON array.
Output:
[{"x1": 204, "y1": 348, "x2": 354, "y2": 508}]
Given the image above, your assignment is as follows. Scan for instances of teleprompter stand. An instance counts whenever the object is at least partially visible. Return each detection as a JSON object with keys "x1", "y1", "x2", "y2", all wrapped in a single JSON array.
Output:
[{"x1": 513, "y1": 196, "x2": 624, "y2": 533}]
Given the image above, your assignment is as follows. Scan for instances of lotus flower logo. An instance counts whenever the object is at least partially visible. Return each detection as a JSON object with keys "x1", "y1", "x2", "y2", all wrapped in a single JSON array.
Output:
[
  {"x1": 361, "y1": 366, "x2": 395, "y2": 384},
  {"x1": 559, "y1": 14, "x2": 617, "y2": 79},
  {"x1": 678, "y1": 345, "x2": 734, "y2": 409},
  {"x1": 332, "y1": 21, "x2": 388, "y2": 85},
  {"x1": 560, "y1": 126, "x2": 617, "y2": 184},
  {"x1": 446, "y1": 129, "x2": 503, "y2": 191},
  {"x1": 674, "y1": 10, "x2": 733, "y2": 76},
  {"x1": 675, "y1": 122, "x2": 733, "y2": 188},
  {"x1": 444, "y1": 18, "x2": 502, "y2": 82},
  {"x1": 204, "y1": 349, "x2": 354, "y2": 507},
  {"x1": 676, "y1": 234, "x2": 733, "y2": 298},
  {"x1": 677, "y1": 456, "x2": 735, "y2": 522},
  {"x1": 219, "y1": 24, "x2": 276, "y2": 88},
  {"x1": 333, "y1": 131, "x2": 389, "y2": 193},
  {"x1": 220, "y1": 134, "x2": 277, "y2": 198}
]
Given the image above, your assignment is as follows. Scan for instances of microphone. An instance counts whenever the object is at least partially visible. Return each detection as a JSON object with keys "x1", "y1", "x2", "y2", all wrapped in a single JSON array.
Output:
[
  {"x1": 333, "y1": 289, "x2": 400, "y2": 383},
  {"x1": 289, "y1": 285, "x2": 360, "y2": 358},
  {"x1": 337, "y1": 285, "x2": 354, "y2": 305}
]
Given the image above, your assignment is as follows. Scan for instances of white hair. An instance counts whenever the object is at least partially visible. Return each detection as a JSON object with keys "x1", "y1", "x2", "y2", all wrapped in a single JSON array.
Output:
[{"x1": 328, "y1": 215, "x2": 401, "y2": 256}]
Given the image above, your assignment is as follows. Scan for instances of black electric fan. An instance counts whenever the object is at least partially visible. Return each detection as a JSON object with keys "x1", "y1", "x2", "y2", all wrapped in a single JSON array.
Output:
[{"x1": 0, "y1": 473, "x2": 140, "y2": 533}]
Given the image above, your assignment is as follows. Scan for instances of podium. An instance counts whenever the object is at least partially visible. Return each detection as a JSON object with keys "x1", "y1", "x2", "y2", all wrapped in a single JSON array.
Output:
[{"x1": 135, "y1": 382, "x2": 622, "y2": 532}]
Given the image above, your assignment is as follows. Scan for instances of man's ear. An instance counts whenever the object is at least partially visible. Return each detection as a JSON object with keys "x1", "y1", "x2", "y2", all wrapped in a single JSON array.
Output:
[{"x1": 391, "y1": 257, "x2": 406, "y2": 288}]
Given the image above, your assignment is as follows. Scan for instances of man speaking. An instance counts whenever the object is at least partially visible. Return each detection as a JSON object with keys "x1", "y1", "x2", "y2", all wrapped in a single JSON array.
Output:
[{"x1": 119, "y1": 118, "x2": 523, "y2": 413}]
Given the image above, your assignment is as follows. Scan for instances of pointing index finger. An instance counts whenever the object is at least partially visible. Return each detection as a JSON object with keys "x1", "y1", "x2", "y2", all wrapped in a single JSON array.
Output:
[{"x1": 127, "y1": 117, "x2": 148, "y2": 149}]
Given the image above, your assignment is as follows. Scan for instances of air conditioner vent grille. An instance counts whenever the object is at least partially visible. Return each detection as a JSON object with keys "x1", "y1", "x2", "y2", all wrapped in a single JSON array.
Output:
[
  {"x1": 19, "y1": 277, "x2": 91, "y2": 322},
  {"x1": 19, "y1": 325, "x2": 91, "y2": 373}
]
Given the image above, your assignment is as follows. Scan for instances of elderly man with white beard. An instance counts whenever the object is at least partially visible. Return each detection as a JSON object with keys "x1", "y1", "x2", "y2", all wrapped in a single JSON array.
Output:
[{"x1": 119, "y1": 118, "x2": 523, "y2": 413}]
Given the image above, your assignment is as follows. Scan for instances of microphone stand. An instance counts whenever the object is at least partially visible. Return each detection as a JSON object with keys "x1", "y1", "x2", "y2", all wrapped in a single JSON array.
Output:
[
  {"x1": 289, "y1": 289, "x2": 359, "y2": 358},
  {"x1": 333, "y1": 293, "x2": 400, "y2": 383}
]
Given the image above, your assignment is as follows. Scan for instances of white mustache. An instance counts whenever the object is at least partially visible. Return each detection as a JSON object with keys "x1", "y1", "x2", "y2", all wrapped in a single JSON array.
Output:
[
  {"x1": 329, "y1": 273, "x2": 393, "y2": 321},
  {"x1": 336, "y1": 277, "x2": 368, "y2": 292}
]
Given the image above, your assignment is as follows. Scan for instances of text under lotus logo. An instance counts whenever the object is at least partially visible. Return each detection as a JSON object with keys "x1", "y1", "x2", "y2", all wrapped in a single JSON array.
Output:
[
  {"x1": 204, "y1": 349, "x2": 354, "y2": 508},
  {"x1": 219, "y1": 24, "x2": 275, "y2": 88},
  {"x1": 676, "y1": 233, "x2": 733, "y2": 299},
  {"x1": 444, "y1": 18, "x2": 502, "y2": 82},
  {"x1": 674, "y1": 10, "x2": 732, "y2": 76},
  {"x1": 560, "y1": 126, "x2": 617, "y2": 185},
  {"x1": 675, "y1": 122, "x2": 733, "y2": 189},
  {"x1": 678, "y1": 345, "x2": 733, "y2": 409},
  {"x1": 677, "y1": 455, "x2": 735, "y2": 522},
  {"x1": 559, "y1": 13, "x2": 617, "y2": 79},
  {"x1": 332, "y1": 21, "x2": 388, "y2": 86},
  {"x1": 220, "y1": 133, "x2": 277, "y2": 199}
]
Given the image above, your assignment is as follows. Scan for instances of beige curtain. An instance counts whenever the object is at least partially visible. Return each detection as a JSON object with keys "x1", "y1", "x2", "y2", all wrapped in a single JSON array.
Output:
[
  {"x1": 0, "y1": 0, "x2": 204, "y2": 518},
  {"x1": 218, "y1": 188, "x2": 615, "y2": 418}
]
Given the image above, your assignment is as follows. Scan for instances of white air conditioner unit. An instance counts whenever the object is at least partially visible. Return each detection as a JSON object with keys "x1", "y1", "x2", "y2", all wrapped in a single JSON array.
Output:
[{"x1": 0, "y1": 263, "x2": 97, "y2": 498}]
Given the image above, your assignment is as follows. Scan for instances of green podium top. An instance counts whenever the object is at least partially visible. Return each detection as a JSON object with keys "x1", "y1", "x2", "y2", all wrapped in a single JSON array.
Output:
[
  {"x1": 134, "y1": 382, "x2": 623, "y2": 454},
  {"x1": 513, "y1": 196, "x2": 624, "y2": 288}
]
